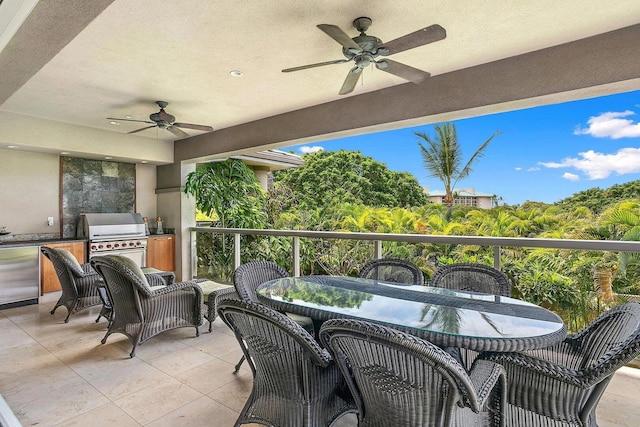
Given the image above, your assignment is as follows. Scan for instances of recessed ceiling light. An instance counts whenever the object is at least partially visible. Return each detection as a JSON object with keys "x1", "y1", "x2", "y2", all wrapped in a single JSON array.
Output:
[
  {"x1": 141, "y1": 160, "x2": 148, "y2": 164},
  {"x1": 105, "y1": 156, "x2": 113, "y2": 160},
  {"x1": 60, "y1": 151, "x2": 70, "y2": 155},
  {"x1": 230, "y1": 70, "x2": 243, "y2": 77},
  {"x1": 109, "y1": 121, "x2": 119, "y2": 125},
  {"x1": 6, "y1": 145, "x2": 17, "y2": 149},
  {"x1": 125, "y1": 115, "x2": 132, "y2": 119}
]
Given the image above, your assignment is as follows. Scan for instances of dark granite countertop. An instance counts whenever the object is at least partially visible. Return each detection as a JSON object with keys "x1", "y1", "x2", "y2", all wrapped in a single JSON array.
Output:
[{"x1": 0, "y1": 238, "x2": 87, "y2": 248}]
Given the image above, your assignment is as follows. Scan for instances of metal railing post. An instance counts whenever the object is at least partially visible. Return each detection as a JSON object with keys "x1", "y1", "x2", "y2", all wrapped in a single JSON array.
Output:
[
  {"x1": 494, "y1": 245, "x2": 501, "y2": 270},
  {"x1": 292, "y1": 236, "x2": 300, "y2": 276},
  {"x1": 234, "y1": 233, "x2": 241, "y2": 270},
  {"x1": 374, "y1": 240, "x2": 383, "y2": 259},
  {"x1": 190, "y1": 229, "x2": 197, "y2": 279}
]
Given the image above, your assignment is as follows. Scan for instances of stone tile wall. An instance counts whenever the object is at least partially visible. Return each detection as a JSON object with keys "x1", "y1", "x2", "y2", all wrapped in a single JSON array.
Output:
[{"x1": 61, "y1": 157, "x2": 136, "y2": 237}]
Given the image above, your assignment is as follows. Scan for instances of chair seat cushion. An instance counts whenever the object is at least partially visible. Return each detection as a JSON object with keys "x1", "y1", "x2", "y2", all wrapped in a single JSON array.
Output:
[
  {"x1": 105, "y1": 255, "x2": 150, "y2": 288},
  {"x1": 57, "y1": 248, "x2": 85, "y2": 276},
  {"x1": 198, "y1": 280, "x2": 234, "y2": 302}
]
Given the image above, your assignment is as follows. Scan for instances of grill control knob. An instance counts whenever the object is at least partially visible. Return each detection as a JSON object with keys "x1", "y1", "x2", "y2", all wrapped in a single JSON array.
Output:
[
  {"x1": 106, "y1": 244, "x2": 112, "y2": 249},
  {"x1": 90, "y1": 245, "x2": 97, "y2": 250},
  {"x1": 129, "y1": 242, "x2": 135, "y2": 247},
  {"x1": 114, "y1": 243, "x2": 120, "y2": 248},
  {"x1": 98, "y1": 244, "x2": 103, "y2": 249}
]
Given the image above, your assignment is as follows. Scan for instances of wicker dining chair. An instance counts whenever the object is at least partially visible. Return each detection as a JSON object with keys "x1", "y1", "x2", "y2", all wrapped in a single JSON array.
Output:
[
  {"x1": 217, "y1": 299, "x2": 356, "y2": 427},
  {"x1": 41, "y1": 246, "x2": 109, "y2": 323},
  {"x1": 430, "y1": 263, "x2": 512, "y2": 370},
  {"x1": 320, "y1": 318, "x2": 506, "y2": 427},
  {"x1": 230, "y1": 260, "x2": 314, "y2": 371},
  {"x1": 90, "y1": 255, "x2": 204, "y2": 357},
  {"x1": 430, "y1": 263, "x2": 511, "y2": 296},
  {"x1": 358, "y1": 258, "x2": 424, "y2": 285},
  {"x1": 482, "y1": 302, "x2": 640, "y2": 427}
]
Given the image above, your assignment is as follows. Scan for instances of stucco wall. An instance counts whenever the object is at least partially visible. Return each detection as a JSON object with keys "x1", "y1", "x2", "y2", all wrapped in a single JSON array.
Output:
[
  {"x1": 136, "y1": 163, "x2": 158, "y2": 222},
  {"x1": 0, "y1": 149, "x2": 59, "y2": 237},
  {"x1": 0, "y1": 148, "x2": 157, "y2": 239}
]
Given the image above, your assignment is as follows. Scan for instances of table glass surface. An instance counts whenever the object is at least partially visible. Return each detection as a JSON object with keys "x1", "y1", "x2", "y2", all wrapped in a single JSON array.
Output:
[{"x1": 257, "y1": 275, "x2": 565, "y2": 342}]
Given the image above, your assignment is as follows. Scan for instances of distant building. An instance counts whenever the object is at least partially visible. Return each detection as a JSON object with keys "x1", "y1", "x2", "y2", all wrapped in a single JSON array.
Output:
[
  {"x1": 235, "y1": 149, "x2": 303, "y2": 190},
  {"x1": 427, "y1": 188, "x2": 495, "y2": 209}
]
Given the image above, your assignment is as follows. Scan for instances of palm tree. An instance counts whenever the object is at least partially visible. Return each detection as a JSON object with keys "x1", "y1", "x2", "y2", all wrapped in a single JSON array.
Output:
[{"x1": 416, "y1": 122, "x2": 500, "y2": 207}]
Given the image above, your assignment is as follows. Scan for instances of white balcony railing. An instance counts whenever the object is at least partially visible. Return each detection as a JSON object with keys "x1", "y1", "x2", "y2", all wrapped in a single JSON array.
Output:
[{"x1": 190, "y1": 227, "x2": 640, "y2": 276}]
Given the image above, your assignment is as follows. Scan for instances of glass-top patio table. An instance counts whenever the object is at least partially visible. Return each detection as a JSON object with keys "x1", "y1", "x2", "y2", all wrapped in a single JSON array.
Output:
[{"x1": 256, "y1": 275, "x2": 567, "y2": 352}]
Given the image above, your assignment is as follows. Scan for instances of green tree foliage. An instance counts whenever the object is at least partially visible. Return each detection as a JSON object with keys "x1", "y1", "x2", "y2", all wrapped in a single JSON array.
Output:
[
  {"x1": 416, "y1": 122, "x2": 500, "y2": 206},
  {"x1": 184, "y1": 159, "x2": 267, "y2": 281},
  {"x1": 273, "y1": 150, "x2": 428, "y2": 210},
  {"x1": 556, "y1": 179, "x2": 640, "y2": 214},
  {"x1": 184, "y1": 159, "x2": 266, "y2": 229}
]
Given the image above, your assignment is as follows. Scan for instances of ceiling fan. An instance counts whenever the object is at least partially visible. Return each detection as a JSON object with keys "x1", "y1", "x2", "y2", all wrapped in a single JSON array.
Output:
[
  {"x1": 107, "y1": 101, "x2": 213, "y2": 138},
  {"x1": 282, "y1": 17, "x2": 446, "y2": 95}
]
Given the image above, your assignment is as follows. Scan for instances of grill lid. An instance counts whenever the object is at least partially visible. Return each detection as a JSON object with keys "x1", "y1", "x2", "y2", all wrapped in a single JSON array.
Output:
[{"x1": 78, "y1": 213, "x2": 146, "y2": 241}]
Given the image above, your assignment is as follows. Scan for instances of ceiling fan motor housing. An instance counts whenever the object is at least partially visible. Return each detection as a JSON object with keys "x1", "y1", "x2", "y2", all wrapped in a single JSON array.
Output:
[
  {"x1": 149, "y1": 110, "x2": 175, "y2": 125},
  {"x1": 342, "y1": 34, "x2": 383, "y2": 59}
]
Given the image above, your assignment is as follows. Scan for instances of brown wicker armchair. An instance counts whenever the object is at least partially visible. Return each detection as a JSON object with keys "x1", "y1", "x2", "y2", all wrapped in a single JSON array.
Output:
[
  {"x1": 358, "y1": 258, "x2": 424, "y2": 285},
  {"x1": 41, "y1": 246, "x2": 109, "y2": 323},
  {"x1": 320, "y1": 318, "x2": 506, "y2": 427},
  {"x1": 90, "y1": 255, "x2": 204, "y2": 357},
  {"x1": 429, "y1": 263, "x2": 511, "y2": 296},
  {"x1": 217, "y1": 299, "x2": 355, "y2": 427},
  {"x1": 482, "y1": 302, "x2": 640, "y2": 427}
]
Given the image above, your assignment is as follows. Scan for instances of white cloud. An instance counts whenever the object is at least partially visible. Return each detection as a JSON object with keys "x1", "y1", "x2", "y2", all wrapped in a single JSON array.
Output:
[
  {"x1": 539, "y1": 147, "x2": 640, "y2": 179},
  {"x1": 299, "y1": 146, "x2": 324, "y2": 154},
  {"x1": 514, "y1": 167, "x2": 522, "y2": 171},
  {"x1": 574, "y1": 110, "x2": 640, "y2": 139},
  {"x1": 562, "y1": 172, "x2": 580, "y2": 182},
  {"x1": 527, "y1": 167, "x2": 540, "y2": 172}
]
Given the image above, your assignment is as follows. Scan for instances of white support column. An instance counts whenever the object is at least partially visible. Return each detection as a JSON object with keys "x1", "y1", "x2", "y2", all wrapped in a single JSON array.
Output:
[{"x1": 156, "y1": 161, "x2": 196, "y2": 282}]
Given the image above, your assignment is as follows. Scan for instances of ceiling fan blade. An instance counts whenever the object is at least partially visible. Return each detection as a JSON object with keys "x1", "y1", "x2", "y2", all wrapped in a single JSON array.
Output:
[
  {"x1": 166, "y1": 126, "x2": 189, "y2": 138},
  {"x1": 339, "y1": 68, "x2": 362, "y2": 95},
  {"x1": 107, "y1": 117, "x2": 154, "y2": 124},
  {"x1": 317, "y1": 24, "x2": 361, "y2": 50},
  {"x1": 376, "y1": 59, "x2": 430, "y2": 83},
  {"x1": 127, "y1": 125, "x2": 157, "y2": 134},
  {"x1": 381, "y1": 24, "x2": 446, "y2": 55},
  {"x1": 282, "y1": 59, "x2": 348, "y2": 73},
  {"x1": 173, "y1": 123, "x2": 213, "y2": 132}
]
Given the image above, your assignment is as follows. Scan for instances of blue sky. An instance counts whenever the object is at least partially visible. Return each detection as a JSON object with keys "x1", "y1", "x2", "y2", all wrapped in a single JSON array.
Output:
[{"x1": 283, "y1": 90, "x2": 640, "y2": 205}]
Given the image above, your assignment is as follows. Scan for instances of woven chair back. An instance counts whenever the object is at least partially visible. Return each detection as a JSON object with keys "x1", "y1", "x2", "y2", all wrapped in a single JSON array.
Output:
[
  {"x1": 233, "y1": 260, "x2": 289, "y2": 302},
  {"x1": 320, "y1": 318, "x2": 483, "y2": 427},
  {"x1": 359, "y1": 258, "x2": 424, "y2": 286},
  {"x1": 430, "y1": 263, "x2": 511, "y2": 296}
]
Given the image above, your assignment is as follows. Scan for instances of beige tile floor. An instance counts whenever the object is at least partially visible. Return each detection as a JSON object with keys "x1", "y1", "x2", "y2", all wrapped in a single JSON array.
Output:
[{"x1": 1, "y1": 292, "x2": 639, "y2": 426}]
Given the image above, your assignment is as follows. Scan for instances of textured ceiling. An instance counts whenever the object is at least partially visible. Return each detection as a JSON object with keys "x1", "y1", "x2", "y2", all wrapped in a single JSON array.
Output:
[{"x1": 0, "y1": 0, "x2": 639, "y2": 148}]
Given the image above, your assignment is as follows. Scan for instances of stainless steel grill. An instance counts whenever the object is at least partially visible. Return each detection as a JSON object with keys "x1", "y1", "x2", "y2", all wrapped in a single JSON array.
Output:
[{"x1": 78, "y1": 213, "x2": 148, "y2": 267}]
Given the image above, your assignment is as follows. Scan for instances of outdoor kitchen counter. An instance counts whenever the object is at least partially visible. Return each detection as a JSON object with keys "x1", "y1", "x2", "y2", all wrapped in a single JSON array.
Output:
[{"x1": 0, "y1": 238, "x2": 87, "y2": 248}]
